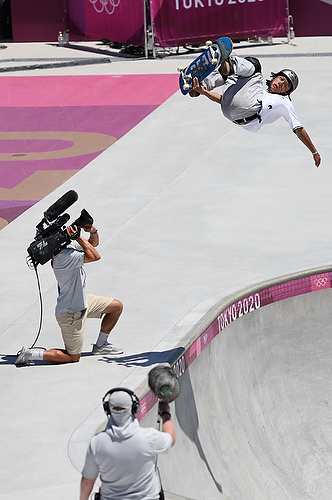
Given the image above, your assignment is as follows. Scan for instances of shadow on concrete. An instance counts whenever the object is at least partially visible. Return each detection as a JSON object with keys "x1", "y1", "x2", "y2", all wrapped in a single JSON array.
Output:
[
  {"x1": 175, "y1": 369, "x2": 223, "y2": 494},
  {"x1": 97, "y1": 347, "x2": 185, "y2": 367}
]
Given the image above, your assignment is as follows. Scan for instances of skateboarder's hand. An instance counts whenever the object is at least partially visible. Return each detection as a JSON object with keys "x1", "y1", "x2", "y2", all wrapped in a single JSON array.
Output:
[
  {"x1": 191, "y1": 77, "x2": 203, "y2": 94},
  {"x1": 191, "y1": 77, "x2": 221, "y2": 104},
  {"x1": 313, "y1": 152, "x2": 321, "y2": 168}
]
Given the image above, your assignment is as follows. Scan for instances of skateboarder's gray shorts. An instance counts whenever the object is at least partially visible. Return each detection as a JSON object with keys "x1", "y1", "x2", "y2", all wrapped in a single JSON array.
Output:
[{"x1": 203, "y1": 56, "x2": 264, "y2": 122}]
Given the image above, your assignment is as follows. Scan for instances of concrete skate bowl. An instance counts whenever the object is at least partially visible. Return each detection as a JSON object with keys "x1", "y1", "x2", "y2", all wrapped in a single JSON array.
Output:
[{"x1": 143, "y1": 266, "x2": 332, "y2": 500}]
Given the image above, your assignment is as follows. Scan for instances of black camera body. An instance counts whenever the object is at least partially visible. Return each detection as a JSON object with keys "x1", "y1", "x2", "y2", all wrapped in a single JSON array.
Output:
[{"x1": 27, "y1": 208, "x2": 93, "y2": 266}]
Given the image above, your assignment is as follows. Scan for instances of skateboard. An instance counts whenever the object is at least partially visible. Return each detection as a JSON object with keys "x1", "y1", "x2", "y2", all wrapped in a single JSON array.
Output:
[{"x1": 178, "y1": 37, "x2": 233, "y2": 95}]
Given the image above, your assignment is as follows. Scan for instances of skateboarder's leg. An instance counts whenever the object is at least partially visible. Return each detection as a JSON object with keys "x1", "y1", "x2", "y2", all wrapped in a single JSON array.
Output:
[
  {"x1": 219, "y1": 55, "x2": 258, "y2": 80},
  {"x1": 201, "y1": 56, "x2": 257, "y2": 92},
  {"x1": 189, "y1": 68, "x2": 225, "y2": 96},
  {"x1": 244, "y1": 56, "x2": 262, "y2": 74},
  {"x1": 229, "y1": 55, "x2": 257, "y2": 78},
  {"x1": 202, "y1": 68, "x2": 226, "y2": 91},
  {"x1": 189, "y1": 55, "x2": 261, "y2": 97}
]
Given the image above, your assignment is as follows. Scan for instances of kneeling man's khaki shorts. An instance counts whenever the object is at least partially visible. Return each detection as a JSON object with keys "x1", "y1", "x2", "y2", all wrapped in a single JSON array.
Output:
[{"x1": 56, "y1": 294, "x2": 113, "y2": 355}]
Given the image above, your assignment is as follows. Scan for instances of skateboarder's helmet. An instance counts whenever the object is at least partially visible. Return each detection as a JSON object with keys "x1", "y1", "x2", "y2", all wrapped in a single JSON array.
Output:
[{"x1": 270, "y1": 68, "x2": 299, "y2": 95}]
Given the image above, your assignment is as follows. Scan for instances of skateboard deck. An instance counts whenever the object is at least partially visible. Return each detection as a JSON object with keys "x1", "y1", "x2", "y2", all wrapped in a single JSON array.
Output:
[{"x1": 178, "y1": 37, "x2": 233, "y2": 95}]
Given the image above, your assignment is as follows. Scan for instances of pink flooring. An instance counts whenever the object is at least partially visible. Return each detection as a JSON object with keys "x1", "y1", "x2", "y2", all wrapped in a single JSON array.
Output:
[{"x1": 0, "y1": 74, "x2": 178, "y2": 229}]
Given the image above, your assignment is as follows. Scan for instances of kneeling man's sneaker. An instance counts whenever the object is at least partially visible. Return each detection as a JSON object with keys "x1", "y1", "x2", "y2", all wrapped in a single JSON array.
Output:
[
  {"x1": 15, "y1": 346, "x2": 32, "y2": 366},
  {"x1": 92, "y1": 342, "x2": 124, "y2": 356}
]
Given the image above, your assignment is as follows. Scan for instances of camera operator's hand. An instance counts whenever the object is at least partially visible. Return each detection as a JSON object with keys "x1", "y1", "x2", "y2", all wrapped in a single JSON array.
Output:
[
  {"x1": 82, "y1": 223, "x2": 97, "y2": 234},
  {"x1": 158, "y1": 401, "x2": 175, "y2": 445},
  {"x1": 158, "y1": 401, "x2": 171, "y2": 416},
  {"x1": 82, "y1": 224, "x2": 99, "y2": 247},
  {"x1": 67, "y1": 225, "x2": 81, "y2": 240}
]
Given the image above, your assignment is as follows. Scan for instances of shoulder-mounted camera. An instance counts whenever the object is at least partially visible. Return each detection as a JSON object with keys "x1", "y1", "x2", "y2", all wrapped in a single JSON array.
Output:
[{"x1": 27, "y1": 190, "x2": 93, "y2": 266}]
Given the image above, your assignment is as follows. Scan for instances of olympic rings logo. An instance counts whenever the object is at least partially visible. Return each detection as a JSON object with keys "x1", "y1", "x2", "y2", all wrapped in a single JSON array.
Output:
[
  {"x1": 89, "y1": 0, "x2": 121, "y2": 15},
  {"x1": 313, "y1": 277, "x2": 328, "y2": 287},
  {"x1": 140, "y1": 401, "x2": 147, "y2": 416}
]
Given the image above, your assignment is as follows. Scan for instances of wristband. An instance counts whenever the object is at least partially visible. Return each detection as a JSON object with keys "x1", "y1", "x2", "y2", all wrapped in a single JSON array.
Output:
[
  {"x1": 161, "y1": 411, "x2": 171, "y2": 418},
  {"x1": 312, "y1": 151, "x2": 318, "y2": 155},
  {"x1": 91, "y1": 229, "x2": 98, "y2": 235}
]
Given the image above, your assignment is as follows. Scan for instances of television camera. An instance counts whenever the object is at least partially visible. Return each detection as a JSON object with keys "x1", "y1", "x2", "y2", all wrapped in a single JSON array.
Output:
[{"x1": 27, "y1": 190, "x2": 93, "y2": 266}]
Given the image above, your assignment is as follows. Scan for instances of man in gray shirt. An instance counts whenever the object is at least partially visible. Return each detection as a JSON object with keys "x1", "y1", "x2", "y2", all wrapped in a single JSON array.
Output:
[
  {"x1": 15, "y1": 223, "x2": 123, "y2": 365},
  {"x1": 80, "y1": 388, "x2": 176, "y2": 500}
]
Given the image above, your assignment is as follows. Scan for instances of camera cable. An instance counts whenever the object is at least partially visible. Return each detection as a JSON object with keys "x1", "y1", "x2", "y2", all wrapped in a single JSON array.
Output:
[
  {"x1": 27, "y1": 257, "x2": 46, "y2": 350},
  {"x1": 0, "y1": 258, "x2": 46, "y2": 358}
]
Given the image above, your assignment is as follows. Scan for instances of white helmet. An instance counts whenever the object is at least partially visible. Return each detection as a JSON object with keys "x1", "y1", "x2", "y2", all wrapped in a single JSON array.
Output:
[{"x1": 271, "y1": 69, "x2": 299, "y2": 94}]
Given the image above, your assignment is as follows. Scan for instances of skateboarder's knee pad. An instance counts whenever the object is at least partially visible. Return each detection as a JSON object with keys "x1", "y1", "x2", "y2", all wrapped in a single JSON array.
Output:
[{"x1": 245, "y1": 56, "x2": 262, "y2": 74}]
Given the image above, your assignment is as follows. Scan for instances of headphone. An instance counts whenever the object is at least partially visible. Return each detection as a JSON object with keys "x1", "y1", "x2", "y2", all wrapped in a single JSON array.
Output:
[{"x1": 102, "y1": 387, "x2": 140, "y2": 417}]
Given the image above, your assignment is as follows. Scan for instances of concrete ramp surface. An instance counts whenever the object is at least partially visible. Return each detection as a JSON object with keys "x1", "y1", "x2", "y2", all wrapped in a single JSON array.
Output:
[
  {"x1": 1, "y1": 38, "x2": 332, "y2": 500},
  {"x1": 157, "y1": 287, "x2": 332, "y2": 500}
]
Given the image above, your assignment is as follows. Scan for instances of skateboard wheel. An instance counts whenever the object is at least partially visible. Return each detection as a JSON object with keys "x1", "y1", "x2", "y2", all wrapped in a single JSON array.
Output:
[
  {"x1": 183, "y1": 84, "x2": 190, "y2": 90},
  {"x1": 177, "y1": 66, "x2": 184, "y2": 72},
  {"x1": 212, "y1": 58, "x2": 217, "y2": 64},
  {"x1": 206, "y1": 40, "x2": 212, "y2": 46}
]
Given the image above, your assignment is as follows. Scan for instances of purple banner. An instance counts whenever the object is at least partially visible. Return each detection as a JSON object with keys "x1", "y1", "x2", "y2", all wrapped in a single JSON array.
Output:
[
  {"x1": 289, "y1": 0, "x2": 332, "y2": 36},
  {"x1": 66, "y1": 0, "x2": 145, "y2": 45},
  {"x1": 151, "y1": 0, "x2": 288, "y2": 47}
]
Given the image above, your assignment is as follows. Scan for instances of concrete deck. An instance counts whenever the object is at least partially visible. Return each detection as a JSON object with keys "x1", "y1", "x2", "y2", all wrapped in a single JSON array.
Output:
[{"x1": 0, "y1": 35, "x2": 332, "y2": 499}]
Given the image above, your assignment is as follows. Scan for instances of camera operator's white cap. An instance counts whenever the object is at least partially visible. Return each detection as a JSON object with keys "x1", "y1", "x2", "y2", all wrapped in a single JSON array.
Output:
[
  {"x1": 108, "y1": 391, "x2": 132, "y2": 412},
  {"x1": 108, "y1": 391, "x2": 133, "y2": 427}
]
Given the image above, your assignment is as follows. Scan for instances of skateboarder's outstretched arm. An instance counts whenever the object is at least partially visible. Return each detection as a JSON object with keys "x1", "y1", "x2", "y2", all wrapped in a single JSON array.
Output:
[
  {"x1": 294, "y1": 127, "x2": 321, "y2": 167},
  {"x1": 192, "y1": 77, "x2": 221, "y2": 104}
]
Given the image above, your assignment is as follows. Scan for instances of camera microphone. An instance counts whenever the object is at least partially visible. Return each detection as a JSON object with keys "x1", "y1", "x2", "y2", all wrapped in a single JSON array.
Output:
[
  {"x1": 43, "y1": 190, "x2": 78, "y2": 223},
  {"x1": 148, "y1": 364, "x2": 181, "y2": 403}
]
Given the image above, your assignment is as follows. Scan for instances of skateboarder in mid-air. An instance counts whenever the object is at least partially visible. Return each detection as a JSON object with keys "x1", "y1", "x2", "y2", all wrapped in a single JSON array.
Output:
[{"x1": 190, "y1": 55, "x2": 321, "y2": 167}]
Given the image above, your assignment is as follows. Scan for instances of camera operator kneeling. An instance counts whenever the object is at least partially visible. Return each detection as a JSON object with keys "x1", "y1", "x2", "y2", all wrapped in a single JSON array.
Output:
[{"x1": 15, "y1": 223, "x2": 123, "y2": 365}]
